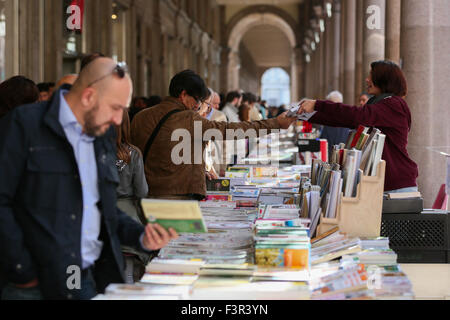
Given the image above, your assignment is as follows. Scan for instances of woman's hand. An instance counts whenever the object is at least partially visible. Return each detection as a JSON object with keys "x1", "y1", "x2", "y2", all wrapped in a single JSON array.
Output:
[{"x1": 298, "y1": 99, "x2": 317, "y2": 114}]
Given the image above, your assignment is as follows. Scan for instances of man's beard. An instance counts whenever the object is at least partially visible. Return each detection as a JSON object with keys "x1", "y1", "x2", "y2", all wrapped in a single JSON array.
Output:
[{"x1": 84, "y1": 104, "x2": 109, "y2": 137}]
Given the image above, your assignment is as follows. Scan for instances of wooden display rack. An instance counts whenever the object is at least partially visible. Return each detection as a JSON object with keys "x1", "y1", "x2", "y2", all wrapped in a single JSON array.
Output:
[{"x1": 317, "y1": 160, "x2": 386, "y2": 238}]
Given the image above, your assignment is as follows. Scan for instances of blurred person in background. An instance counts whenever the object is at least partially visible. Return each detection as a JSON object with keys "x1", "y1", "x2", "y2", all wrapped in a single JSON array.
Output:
[
  {"x1": 55, "y1": 74, "x2": 78, "y2": 90},
  {"x1": 243, "y1": 92, "x2": 262, "y2": 121},
  {"x1": 147, "y1": 96, "x2": 162, "y2": 108},
  {"x1": 222, "y1": 91, "x2": 242, "y2": 123},
  {"x1": 37, "y1": 82, "x2": 52, "y2": 102},
  {"x1": 128, "y1": 97, "x2": 148, "y2": 122},
  {"x1": 0, "y1": 76, "x2": 40, "y2": 119},
  {"x1": 115, "y1": 111, "x2": 152, "y2": 284},
  {"x1": 358, "y1": 92, "x2": 371, "y2": 107},
  {"x1": 319, "y1": 91, "x2": 350, "y2": 160}
]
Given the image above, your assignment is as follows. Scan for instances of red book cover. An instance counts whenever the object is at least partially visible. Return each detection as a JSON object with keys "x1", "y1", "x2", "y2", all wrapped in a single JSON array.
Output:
[
  {"x1": 203, "y1": 195, "x2": 231, "y2": 202},
  {"x1": 350, "y1": 125, "x2": 366, "y2": 149},
  {"x1": 302, "y1": 122, "x2": 313, "y2": 133},
  {"x1": 320, "y1": 139, "x2": 328, "y2": 163},
  {"x1": 339, "y1": 149, "x2": 344, "y2": 166},
  {"x1": 433, "y1": 184, "x2": 449, "y2": 210}
]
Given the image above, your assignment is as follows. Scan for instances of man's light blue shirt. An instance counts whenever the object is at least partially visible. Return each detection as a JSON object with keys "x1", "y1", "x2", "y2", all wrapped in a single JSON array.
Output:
[{"x1": 59, "y1": 90, "x2": 103, "y2": 270}]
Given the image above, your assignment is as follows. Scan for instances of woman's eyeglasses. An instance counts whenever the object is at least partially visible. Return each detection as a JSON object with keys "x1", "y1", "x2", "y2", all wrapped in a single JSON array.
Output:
[{"x1": 87, "y1": 62, "x2": 128, "y2": 88}]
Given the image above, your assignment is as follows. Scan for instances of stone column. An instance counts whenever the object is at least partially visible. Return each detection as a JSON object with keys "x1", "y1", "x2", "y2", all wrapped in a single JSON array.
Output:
[
  {"x1": 331, "y1": 0, "x2": 341, "y2": 91},
  {"x1": 338, "y1": 0, "x2": 346, "y2": 93},
  {"x1": 161, "y1": 33, "x2": 169, "y2": 95},
  {"x1": 290, "y1": 48, "x2": 303, "y2": 102},
  {"x1": 150, "y1": 16, "x2": 163, "y2": 96},
  {"x1": 43, "y1": 0, "x2": 63, "y2": 82},
  {"x1": 324, "y1": 15, "x2": 333, "y2": 94},
  {"x1": 401, "y1": 0, "x2": 450, "y2": 207},
  {"x1": 84, "y1": 0, "x2": 113, "y2": 57},
  {"x1": 344, "y1": 0, "x2": 356, "y2": 104},
  {"x1": 126, "y1": 5, "x2": 138, "y2": 92},
  {"x1": 304, "y1": 54, "x2": 313, "y2": 99},
  {"x1": 318, "y1": 31, "x2": 325, "y2": 98},
  {"x1": 17, "y1": 0, "x2": 45, "y2": 82},
  {"x1": 314, "y1": 46, "x2": 320, "y2": 99},
  {"x1": 355, "y1": 0, "x2": 365, "y2": 99},
  {"x1": 4, "y1": 0, "x2": 19, "y2": 79},
  {"x1": 220, "y1": 47, "x2": 230, "y2": 94},
  {"x1": 136, "y1": 17, "x2": 147, "y2": 97},
  {"x1": 385, "y1": 0, "x2": 401, "y2": 64},
  {"x1": 363, "y1": 0, "x2": 386, "y2": 76},
  {"x1": 227, "y1": 49, "x2": 240, "y2": 91}
]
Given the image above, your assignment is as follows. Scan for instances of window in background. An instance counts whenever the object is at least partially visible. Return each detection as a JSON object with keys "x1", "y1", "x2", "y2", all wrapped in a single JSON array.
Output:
[{"x1": 261, "y1": 67, "x2": 291, "y2": 107}]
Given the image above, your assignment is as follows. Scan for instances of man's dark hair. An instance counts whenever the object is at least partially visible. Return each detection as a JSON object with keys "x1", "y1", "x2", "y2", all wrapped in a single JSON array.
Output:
[
  {"x1": 80, "y1": 52, "x2": 106, "y2": 72},
  {"x1": 147, "y1": 95, "x2": 162, "y2": 108},
  {"x1": 0, "y1": 76, "x2": 40, "y2": 118},
  {"x1": 370, "y1": 60, "x2": 408, "y2": 97},
  {"x1": 169, "y1": 70, "x2": 209, "y2": 101},
  {"x1": 242, "y1": 92, "x2": 257, "y2": 104},
  {"x1": 225, "y1": 91, "x2": 242, "y2": 104},
  {"x1": 37, "y1": 82, "x2": 51, "y2": 93}
]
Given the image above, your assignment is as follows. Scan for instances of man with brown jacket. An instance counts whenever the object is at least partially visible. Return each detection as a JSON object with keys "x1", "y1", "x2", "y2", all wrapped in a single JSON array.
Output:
[{"x1": 131, "y1": 70, "x2": 296, "y2": 200}]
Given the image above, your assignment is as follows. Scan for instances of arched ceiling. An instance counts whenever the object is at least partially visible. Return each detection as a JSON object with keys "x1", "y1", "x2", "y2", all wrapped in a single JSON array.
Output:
[{"x1": 241, "y1": 25, "x2": 292, "y2": 68}]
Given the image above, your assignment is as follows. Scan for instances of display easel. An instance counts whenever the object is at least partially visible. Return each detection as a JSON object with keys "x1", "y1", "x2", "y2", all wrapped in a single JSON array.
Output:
[{"x1": 317, "y1": 160, "x2": 386, "y2": 238}]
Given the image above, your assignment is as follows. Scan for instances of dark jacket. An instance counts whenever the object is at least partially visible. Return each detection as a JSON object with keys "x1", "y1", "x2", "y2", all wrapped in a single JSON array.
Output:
[
  {"x1": 0, "y1": 85, "x2": 148, "y2": 300},
  {"x1": 116, "y1": 147, "x2": 148, "y2": 200},
  {"x1": 310, "y1": 96, "x2": 419, "y2": 191}
]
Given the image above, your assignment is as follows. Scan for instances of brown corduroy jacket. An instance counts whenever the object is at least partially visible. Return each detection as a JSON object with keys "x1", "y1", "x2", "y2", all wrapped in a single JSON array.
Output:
[{"x1": 130, "y1": 97, "x2": 281, "y2": 197}]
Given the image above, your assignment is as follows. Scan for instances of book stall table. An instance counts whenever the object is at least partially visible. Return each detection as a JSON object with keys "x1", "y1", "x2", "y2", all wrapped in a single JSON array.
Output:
[
  {"x1": 93, "y1": 128, "x2": 438, "y2": 301},
  {"x1": 400, "y1": 264, "x2": 450, "y2": 300}
]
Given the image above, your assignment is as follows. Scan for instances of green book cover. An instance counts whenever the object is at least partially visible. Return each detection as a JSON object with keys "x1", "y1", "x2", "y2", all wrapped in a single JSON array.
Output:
[{"x1": 141, "y1": 199, "x2": 208, "y2": 234}]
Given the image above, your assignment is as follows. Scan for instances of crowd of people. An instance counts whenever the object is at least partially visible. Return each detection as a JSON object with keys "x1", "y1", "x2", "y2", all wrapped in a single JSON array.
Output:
[
  {"x1": 0, "y1": 52, "x2": 418, "y2": 300},
  {"x1": 0, "y1": 54, "x2": 296, "y2": 300}
]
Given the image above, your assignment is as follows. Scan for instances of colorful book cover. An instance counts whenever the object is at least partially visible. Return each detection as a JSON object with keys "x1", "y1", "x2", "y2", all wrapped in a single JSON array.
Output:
[
  {"x1": 350, "y1": 125, "x2": 366, "y2": 149},
  {"x1": 255, "y1": 245, "x2": 310, "y2": 269},
  {"x1": 141, "y1": 200, "x2": 208, "y2": 233}
]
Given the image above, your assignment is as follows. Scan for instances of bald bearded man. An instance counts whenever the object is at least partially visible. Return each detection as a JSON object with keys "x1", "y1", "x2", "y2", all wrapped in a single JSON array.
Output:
[{"x1": 0, "y1": 57, "x2": 178, "y2": 300}]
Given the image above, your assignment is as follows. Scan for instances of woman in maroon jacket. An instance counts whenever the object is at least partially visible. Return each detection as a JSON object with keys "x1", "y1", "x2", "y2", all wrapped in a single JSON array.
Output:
[{"x1": 299, "y1": 60, "x2": 419, "y2": 193}]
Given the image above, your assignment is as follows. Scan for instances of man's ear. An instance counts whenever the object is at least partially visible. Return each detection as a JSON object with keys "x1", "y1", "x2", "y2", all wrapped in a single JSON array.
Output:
[{"x1": 80, "y1": 87, "x2": 96, "y2": 109}]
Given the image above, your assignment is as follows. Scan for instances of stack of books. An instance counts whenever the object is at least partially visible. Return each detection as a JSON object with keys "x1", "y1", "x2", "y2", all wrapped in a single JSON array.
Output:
[
  {"x1": 254, "y1": 225, "x2": 310, "y2": 270},
  {"x1": 309, "y1": 228, "x2": 414, "y2": 300}
]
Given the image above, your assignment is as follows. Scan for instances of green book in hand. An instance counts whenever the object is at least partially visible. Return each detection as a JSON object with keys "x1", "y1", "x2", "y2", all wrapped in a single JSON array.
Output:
[{"x1": 140, "y1": 199, "x2": 208, "y2": 234}]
